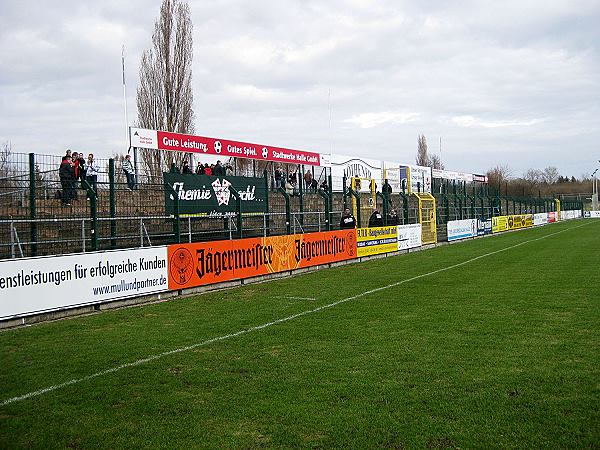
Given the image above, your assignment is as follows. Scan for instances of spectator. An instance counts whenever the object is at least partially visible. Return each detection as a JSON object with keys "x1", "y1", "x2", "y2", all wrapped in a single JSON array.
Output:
[
  {"x1": 182, "y1": 159, "x2": 193, "y2": 174},
  {"x1": 64, "y1": 149, "x2": 72, "y2": 160},
  {"x1": 340, "y1": 208, "x2": 357, "y2": 229},
  {"x1": 285, "y1": 177, "x2": 294, "y2": 196},
  {"x1": 320, "y1": 179, "x2": 328, "y2": 191},
  {"x1": 304, "y1": 170, "x2": 313, "y2": 190},
  {"x1": 122, "y1": 154, "x2": 135, "y2": 190},
  {"x1": 76, "y1": 152, "x2": 86, "y2": 183},
  {"x1": 214, "y1": 160, "x2": 225, "y2": 176},
  {"x1": 382, "y1": 180, "x2": 392, "y2": 196},
  {"x1": 84, "y1": 153, "x2": 100, "y2": 196},
  {"x1": 368, "y1": 209, "x2": 384, "y2": 227},
  {"x1": 310, "y1": 178, "x2": 318, "y2": 191},
  {"x1": 204, "y1": 163, "x2": 213, "y2": 176},
  {"x1": 59, "y1": 156, "x2": 75, "y2": 206},
  {"x1": 387, "y1": 209, "x2": 399, "y2": 226},
  {"x1": 71, "y1": 152, "x2": 81, "y2": 188},
  {"x1": 195, "y1": 162, "x2": 204, "y2": 175},
  {"x1": 274, "y1": 167, "x2": 283, "y2": 189}
]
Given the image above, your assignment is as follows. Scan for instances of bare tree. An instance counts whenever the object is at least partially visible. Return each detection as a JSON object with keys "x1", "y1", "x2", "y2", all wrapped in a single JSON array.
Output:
[
  {"x1": 523, "y1": 168, "x2": 543, "y2": 185},
  {"x1": 541, "y1": 166, "x2": 560, "y2": 184},
  {"x1": 486, "y1": 165, "x2": 512, "y2": 192},
  {"x1": 136, "y1": 0, "x2": 194, "y2": 183},
  {"x1": 415, "y1": 134, "x2": 430, "y2": 166},
  {"x1": 429, "y1": 154, "x2": 445, "y2": 170}
]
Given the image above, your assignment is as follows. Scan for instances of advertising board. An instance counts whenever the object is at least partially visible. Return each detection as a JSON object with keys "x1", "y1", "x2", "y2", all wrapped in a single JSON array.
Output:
[
  {"x1": 533, "y1": 213, "x2": 548, "y2": 226},
  {"x1": 447, "y1": 219, "x2": 477, "y2": 241},
  {"x1": 507, "y1": 214, "x2": 533, "y2": 230},
  {"x1": 356, "y1": 226, "x2": 398, "y2": 257},
  {"x1": 0, "y1": 247, "x2": 169, "y2": 319},
  {"x1": 130, "y1": 127, "x2": 322, "y2": 166},
  {"x1": 548, "y1": 212, "x2": 557, "y2": 223},
  {"x1": 492, "y1": 216, "x2": 509, "y2": 233},
  {"x1": 163, "y1": 173, "x2": 267, "y2": 216},
  {"x1": 330, "y1": 154, "x2": 382, "y2": 192},
  {"x1": 167, "y1": 230, "x2": 357, "y2": 290},
  {"x1": 477, "y1": 218, "x2": 492, "y2": 236},
  {"x1": 584, "y1": 211, "x2": 600, "y2": 218},
  {"x1": 397, "y1": 224, "x2": 422, "y2": 250}
]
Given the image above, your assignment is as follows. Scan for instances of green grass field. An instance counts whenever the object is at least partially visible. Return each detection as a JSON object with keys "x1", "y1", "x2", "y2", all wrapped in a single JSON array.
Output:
[{"x1": 1, "y1": 220, "x2": 599, "y2": 449}]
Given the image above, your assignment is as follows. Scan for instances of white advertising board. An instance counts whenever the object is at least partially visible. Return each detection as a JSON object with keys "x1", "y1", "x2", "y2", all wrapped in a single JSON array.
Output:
[
  {"x1": 584, "y1": 211, "x2": 600, "y2": 218},
  {"x1": 397, "y1": 224, "x2": 422, "y2": 250},
  {"x1": 561, "y1": 210, "x2": 581, "y2": 221},
  {"x1": 0, "y1": 247, "x2": 169, "y2": 319},
  {"x1": 447, "y1": 219, "x2": 477, "y2": 241},
  {"x1": 330, "y1": 154, "x2": 382, "y2": 192},
  {"x1": 533, "y1": 213, "x2": 548, "y2": 226}
]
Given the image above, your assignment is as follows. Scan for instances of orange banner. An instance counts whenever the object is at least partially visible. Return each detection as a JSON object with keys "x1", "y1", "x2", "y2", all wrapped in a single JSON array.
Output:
[{"x1": 167, "y1": 230, "x2": 357, "y2": 290}]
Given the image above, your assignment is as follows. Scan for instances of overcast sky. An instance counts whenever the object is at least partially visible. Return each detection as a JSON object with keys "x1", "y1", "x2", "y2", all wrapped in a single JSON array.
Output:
[{"x1": 1, "y1": 0, "x2": 598, "y2": 178}]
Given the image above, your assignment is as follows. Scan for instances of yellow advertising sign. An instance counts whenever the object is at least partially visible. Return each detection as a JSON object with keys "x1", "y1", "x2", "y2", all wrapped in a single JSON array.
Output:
[
  {"x1": 492, "y1": 216, "x2": 509, "y2": 233},
  {"x1": 507, "y1": 214, "x2": 533, "y2": 230},
  {"x1": 356, "y1": 226, "x2": 398, "y2": 257}
]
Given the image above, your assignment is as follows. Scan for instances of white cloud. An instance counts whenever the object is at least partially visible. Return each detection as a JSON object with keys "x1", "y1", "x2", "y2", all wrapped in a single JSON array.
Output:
[
  {"x1": 451, "y1": 115, "x2": 545, "y2": 129},
  {"x1": 345, "y1": 111, "x2": 420, "y2": 128}
]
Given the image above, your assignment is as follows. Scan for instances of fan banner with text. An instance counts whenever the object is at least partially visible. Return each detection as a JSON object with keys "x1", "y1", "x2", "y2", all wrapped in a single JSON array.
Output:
[
  {"x1": 167, "y1": 230, "x2": 357, "y2": 290},
  {"x1": 163, "y1": 173, "x2": 267, "y2": 216}
]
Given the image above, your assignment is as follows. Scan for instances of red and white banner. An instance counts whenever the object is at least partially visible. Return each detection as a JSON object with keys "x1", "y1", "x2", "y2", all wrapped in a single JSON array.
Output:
[{"x1": 130, "y1": 128, "x2": 322, "y2": 166}]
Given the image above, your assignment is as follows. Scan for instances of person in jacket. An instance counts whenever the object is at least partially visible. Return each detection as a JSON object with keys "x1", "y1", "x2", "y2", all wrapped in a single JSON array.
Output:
[
  {"x1": 204, "y1": 163, "x2": 213, "y2": 176},
  {"x1": 122, "y1": 154, "x2": 135, "y2": 190},
  {"x1": 387, "y1": 209, "x2": 399, "y2": 226},
  {"x1": 59, "y1": 156, "x2": 75, "y2": 205},
  {"x1": 84, "y1": 153, "x2": 100, "y2": 196},
  {"x1": 181, "y1": 159, "x2": 193, "y2": 174},
  {"x1": 368, "y1": 209, "x2": 384, "y2": 227},
  {"x1": 340, "y1": 208, "x2": 357, "y2": 229},
  {"x1": 195, "y1": 162, "x2": 204, "y2": 174},
  {"x1": 213, "y1": 160, "x2": 225, "y2": 176}
]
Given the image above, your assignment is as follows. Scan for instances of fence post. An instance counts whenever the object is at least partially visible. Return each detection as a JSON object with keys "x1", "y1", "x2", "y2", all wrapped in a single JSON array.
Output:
[
  {"x1": 347, "y1": 188, "x2": 361, "y2": 226},
  {"x1": 109, "y1": 158, "x2": 117, "y2": 249},
  {"x1": 277, "y1": 188, "x2": 292, "y2": 234},
  {"x1": 317, "y1": 189, "x2": 331, "y2": 231},
  {"x1": 298, "y1": 168, "x2": 304, "y2": 227},
  {"x1": 29, "y1": 153, "x2": 37, "y2": 256},
  {"x1": 82, "y1": 179, "x2": 98, "y2": 251},
  {"x1": 376, "y1": 192, "x2": 388, "y2": 225},
  {"x1": 166, "y1": 183, "x2": 180, "y2": 244},
  {"x1": 263, "y1": 169, "x2": 270, "y2": 236}
]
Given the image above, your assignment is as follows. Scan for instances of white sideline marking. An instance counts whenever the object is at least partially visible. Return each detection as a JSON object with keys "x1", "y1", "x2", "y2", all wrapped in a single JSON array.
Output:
[
  {"x1": 276, "y1": 296, "x2": 317, "y2": 301},
  {"x1": 0, "y1": 222, "x2": 591, "y2": 407}
]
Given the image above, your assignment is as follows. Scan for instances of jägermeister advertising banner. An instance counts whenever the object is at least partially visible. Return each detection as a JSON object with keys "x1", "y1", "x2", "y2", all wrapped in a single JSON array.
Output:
[{"x1": 163, "y1": 173, "x2": 267, "y2": 217}]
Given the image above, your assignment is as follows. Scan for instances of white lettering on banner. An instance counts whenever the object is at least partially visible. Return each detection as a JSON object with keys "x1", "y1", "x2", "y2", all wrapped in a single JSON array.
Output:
[
  {"x1": 0, "y1": 247, "x2": 169, "y2": 319},
  {"x1": 397, "y1": 224, "x2": 422, "y2": 250},
  {"x1": 447, "y1": 219, "x2": 477, "y2": 241}
]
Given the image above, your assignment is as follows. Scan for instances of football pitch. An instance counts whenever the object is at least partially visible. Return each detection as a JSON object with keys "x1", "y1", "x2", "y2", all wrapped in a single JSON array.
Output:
[{"x1": 1, "y1": 220, "x2": 599, "y2": 449}]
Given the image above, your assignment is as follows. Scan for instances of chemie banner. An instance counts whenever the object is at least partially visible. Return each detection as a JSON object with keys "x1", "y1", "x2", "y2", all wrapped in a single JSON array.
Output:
[
  {"x1": 163, "y1": 173, "x2": 267, "y2": 217},
  {"x1": 533, "y1": 213, "x2": 548, "y2": 226},
  {"x1": 397, "y1": 224, "x2": 422, "y2": 250},
  {"x1": 130, "y1": 127, "x2": 322, "y2": 166},
  {"x1": 477, "y1": 218, "x2": 492, "y2": 236},
  {"x1": 508, "y1": 214, "x2": 533, "y2": 230},
  {"x1": 356, "y1": 226, "x2": 398, "y2": 257},
  {"x1": 492, "y1": 216, "x2": 509, "y2": 233},
  {"x1": 167, "y1": 230, "x2": 357, "y2": 290},
  {"x1": 447, "y1": 219, "x2": 477, "y2": 241},
  {"x1": 0, "y1": 247, "x2": 168, "y2": 319}
]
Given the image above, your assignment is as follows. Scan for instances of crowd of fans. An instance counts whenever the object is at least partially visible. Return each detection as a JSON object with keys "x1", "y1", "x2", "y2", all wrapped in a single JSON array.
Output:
[
  {"x1": 178, "y1": 159, "x2": 232, "y2": 177},
  {"x1": 57, "y1": 149, "x2": 100, "y2": 206}
]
